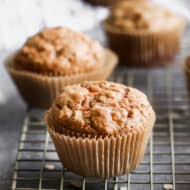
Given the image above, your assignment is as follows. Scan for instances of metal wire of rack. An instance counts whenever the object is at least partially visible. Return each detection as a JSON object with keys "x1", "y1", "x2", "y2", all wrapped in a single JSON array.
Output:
[
  {"x1": 10, "y1": 65, "x2": 190, "y2": 190},
  {"x1": 9, "y1": 23, "x2": 190, "y2": 190}
]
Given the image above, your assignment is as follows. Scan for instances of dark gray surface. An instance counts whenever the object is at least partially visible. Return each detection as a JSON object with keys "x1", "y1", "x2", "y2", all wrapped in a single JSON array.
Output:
[
  {"x1": 0, "y1": 51, "x2": 26, "y2": 189},
  {"x1": 0, "y1": 97, "x2": 25, "y2": 189}
]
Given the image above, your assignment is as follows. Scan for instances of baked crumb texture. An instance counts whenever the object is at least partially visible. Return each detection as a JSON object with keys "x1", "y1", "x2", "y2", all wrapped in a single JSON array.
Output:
[
  {"x1": 49, "y1": 81, "x2": 155, "y2": 137},
  {"x1": 14, "y1": 27, "x2": 104, "y2": 75},
  {"x1": 107, "y1": 1, "x2": 182, "y2": 32}
]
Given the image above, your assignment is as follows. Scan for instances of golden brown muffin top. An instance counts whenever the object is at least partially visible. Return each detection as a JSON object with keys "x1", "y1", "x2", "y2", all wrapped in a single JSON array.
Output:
[
  {"x1": 48, "y1": 81, "x2": 155, "y2": 137},
  {"x1": 106, "y1": 1, "x2": 183, "y2": 32},
  {"x1": 14, "y1": 27, "x2": 104, "y2": 75}
]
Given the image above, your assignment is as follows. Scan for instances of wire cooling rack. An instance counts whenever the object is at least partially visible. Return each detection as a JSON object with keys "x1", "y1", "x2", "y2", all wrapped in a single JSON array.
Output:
[
  {"x1": 11, "y1": 24, "x2": 190, "y2": 190},
  {"x1": 10, "y1": 65, "x2": 190, "y2": 190}
]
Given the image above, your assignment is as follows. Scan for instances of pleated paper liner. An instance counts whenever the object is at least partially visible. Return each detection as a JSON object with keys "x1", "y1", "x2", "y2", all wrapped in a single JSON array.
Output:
[
  {"x1": 46, "y1": 110, "x2": 156, "y2": 178},
  {"x1": 103, "y1": 20, "x2": 185, "y2": 66},
  {"x1": 5, "y1": 48, "x2": 118, "y2": 109},
  {"x1": 184, "y1": 56, "x2": 190, "y2": 97}
]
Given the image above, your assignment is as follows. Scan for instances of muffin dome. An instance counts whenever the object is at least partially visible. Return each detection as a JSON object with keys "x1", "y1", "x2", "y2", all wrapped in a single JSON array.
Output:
[
  {"x1": 103, "y1": 1, "x2": 185, "y2": 67},
  {"x1": 49, "y1": 81, "x2": 155, "y2": 136},
  {"x1": 14, "y1": 27, "x2": 104, "y2": 75},
  {"x1": 107, "y1": 1, "x2": 183, "y2": 32}
]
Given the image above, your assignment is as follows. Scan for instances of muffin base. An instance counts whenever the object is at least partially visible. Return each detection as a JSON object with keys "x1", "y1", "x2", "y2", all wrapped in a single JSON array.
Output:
[
  {"x1": 46, "y1": 111, "x2": 156, "y2": 178},
  {"x1": 103, "y1": 21, "x2": 185, "y2": 66},
  {"x1": 5, "y1": 49, "x2": 118, "y2": 109}
]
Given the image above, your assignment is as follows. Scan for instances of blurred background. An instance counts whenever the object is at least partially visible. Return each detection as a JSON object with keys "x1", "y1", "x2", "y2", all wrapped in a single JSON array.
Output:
[
  {"x1": 0, "y1": 0, "x2": 189, "y2": 51},
  {"x1": 0, "y1": 0, "x2": 190, "y2": 104}
]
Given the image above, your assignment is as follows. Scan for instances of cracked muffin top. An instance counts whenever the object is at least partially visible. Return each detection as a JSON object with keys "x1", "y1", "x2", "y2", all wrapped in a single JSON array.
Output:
[
  {"x1": 14, "y1": 27, "x2": 104, "y2": 75},
  {"x1": 105, "y1": 1, "x2": 183, "y2": 33},
  {"x1": 48, "y1": 81, "x2": 155, "y2": 137}
]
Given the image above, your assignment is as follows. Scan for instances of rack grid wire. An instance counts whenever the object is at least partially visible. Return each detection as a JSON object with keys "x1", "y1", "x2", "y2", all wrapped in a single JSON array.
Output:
[
  {"x1": 11, "y1": 25, "x2": 190, "y2": 190},
  {"x1": 10, "y1": 67, "x2": 190, "y2": 190}
]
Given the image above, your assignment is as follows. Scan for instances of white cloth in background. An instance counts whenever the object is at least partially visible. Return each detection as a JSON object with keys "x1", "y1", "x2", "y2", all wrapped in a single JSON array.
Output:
[
  {"x1": 0, "y1": 0, "x2": 108, "y2": 50},
  {"x1": 152, "y1": 0, "x2": 190, "y2": 20}
]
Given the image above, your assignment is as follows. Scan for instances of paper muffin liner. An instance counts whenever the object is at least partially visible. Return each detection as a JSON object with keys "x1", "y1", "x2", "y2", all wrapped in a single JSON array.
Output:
[
  {"x1": 46, "y1": 111, "x2": 155, "y2": 178},
  {"x1": 103, "y1": 20, "x2": 185, "y2": 66},
  {"x1": 5, "y1": 49, "x2": 118, "y2": 109},
  {"x1": 184, "y1": 56, "x2": 190, "y2": 96}
]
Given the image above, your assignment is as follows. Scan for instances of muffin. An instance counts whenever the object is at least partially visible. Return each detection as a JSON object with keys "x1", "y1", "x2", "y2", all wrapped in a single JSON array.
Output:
[
  {"x1": 6, "y1": 27, "x2": 118, "y2": 108},
  {"x1": 103, "y1": 1, "x2": 185, "y2": 66},
  {"x1": 184, "y1": 56, "x2": 190, "y2": 95},
  {"x1": 46, "y1": 81, "x2": 156, "y2": 178}
]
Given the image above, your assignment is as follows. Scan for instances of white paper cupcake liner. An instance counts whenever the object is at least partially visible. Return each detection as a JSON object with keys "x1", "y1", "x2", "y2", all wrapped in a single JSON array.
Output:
[{"x1": 46, "y1": 111, "x2": 156, "y2": 178}]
